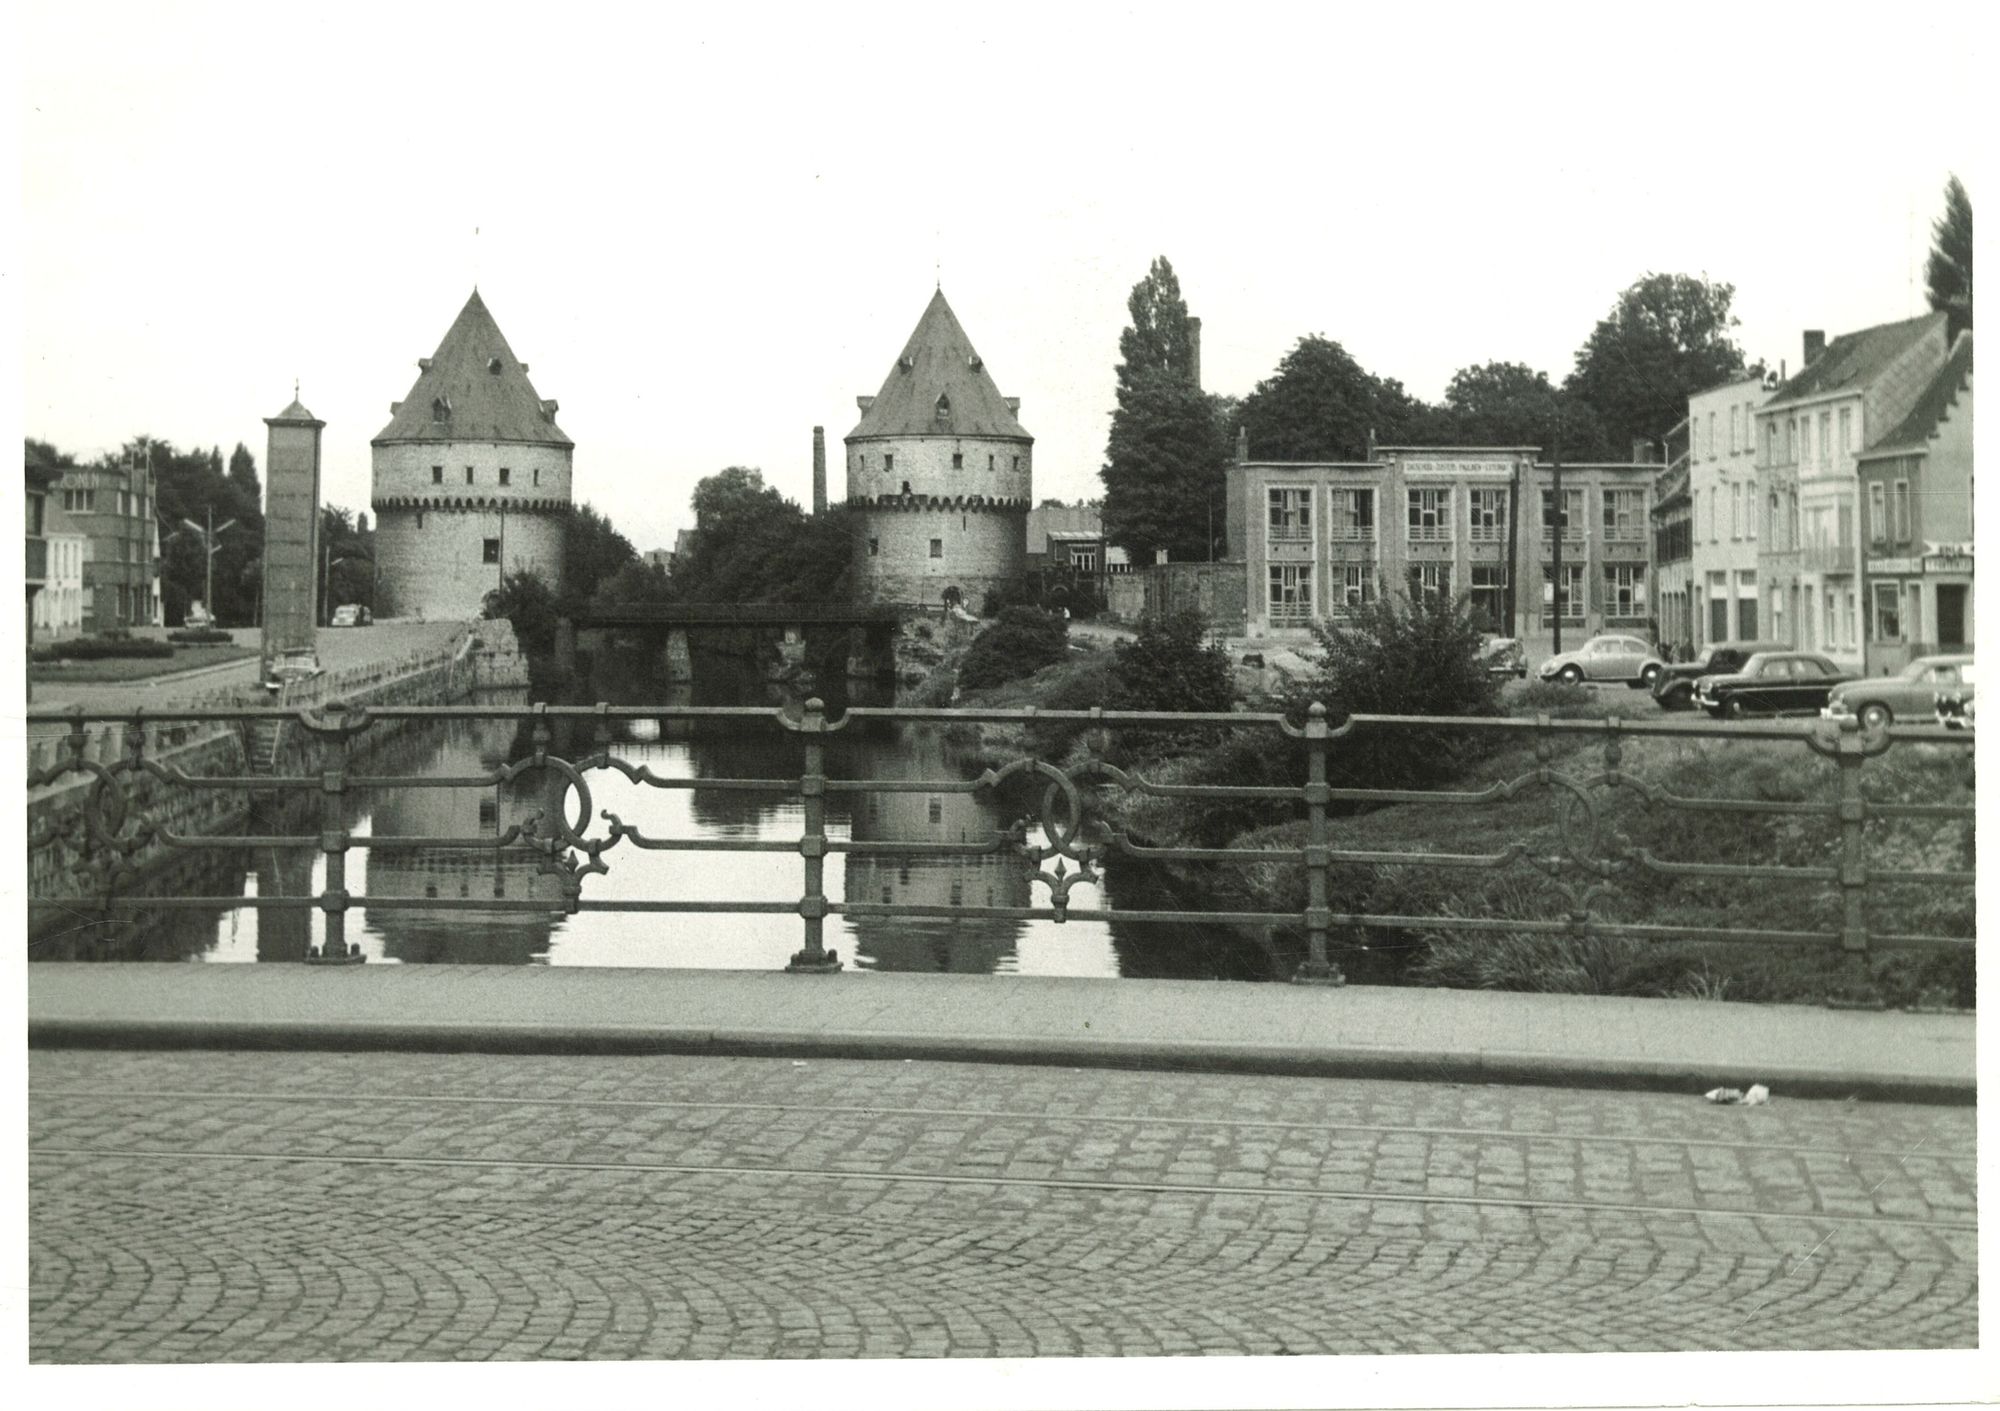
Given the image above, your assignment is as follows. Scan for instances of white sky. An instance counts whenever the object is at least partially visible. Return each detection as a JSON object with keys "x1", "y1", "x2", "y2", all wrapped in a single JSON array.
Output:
[{"x1": 18, "y1": 3, "x2": 1980, "y2": 556}]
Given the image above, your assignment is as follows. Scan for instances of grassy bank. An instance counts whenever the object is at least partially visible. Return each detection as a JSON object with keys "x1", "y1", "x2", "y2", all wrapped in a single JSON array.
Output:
[
  {"x1": 949, "y1": 650, "x2": 1974, "y2": 1009},
  {"x1": 28, "y1": 643, "x2": 260, "y2": 683}
]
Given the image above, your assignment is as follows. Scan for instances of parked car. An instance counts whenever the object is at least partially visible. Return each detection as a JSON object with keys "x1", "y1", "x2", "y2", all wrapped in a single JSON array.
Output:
[
  {"x1": 1822, "y1": 655, "x2": 1974, "y2": 731},
  {"x1": 1691, "y1": 651, "x2": 1854, "y2": 718},
  {"x1": 185, "y1": 602, "x2": 213, "y2": 629},
  {"x1": 330, "y1": 603, "x2": 373, "y2": 627},
  {"x1": 1936, "y1": 668, "x2": 1977, "y2": 731},
  {"x1": 1478, "y1": 634, "x2": 1527, "y2": 680},
  {"x1": 1536, "y1": 633, "x2": 1662, "y2": 688},
  {"x1": 1651, "y1": 639, "x2": 1791, "y2": 711}
]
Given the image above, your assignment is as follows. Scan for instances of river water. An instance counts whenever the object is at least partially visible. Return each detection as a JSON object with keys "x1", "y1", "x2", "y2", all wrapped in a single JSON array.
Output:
[{"x1": 40, "y1": 640, "x2": 1297, "y2": 979}]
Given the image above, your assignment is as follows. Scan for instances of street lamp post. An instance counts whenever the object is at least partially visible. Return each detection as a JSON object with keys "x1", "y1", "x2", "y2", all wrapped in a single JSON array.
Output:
[{"x1": 169, "y1": 507, "x2": 238, "y2": 624}]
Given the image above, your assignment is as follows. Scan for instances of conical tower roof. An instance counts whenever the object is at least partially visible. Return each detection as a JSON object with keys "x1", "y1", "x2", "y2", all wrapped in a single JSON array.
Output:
[
  {"x1": 373, "y1": 290, "x2": 572, "y2": 447},
  {"x1": 849, "y1": 289, "x2": 1030, "y2": 441}
]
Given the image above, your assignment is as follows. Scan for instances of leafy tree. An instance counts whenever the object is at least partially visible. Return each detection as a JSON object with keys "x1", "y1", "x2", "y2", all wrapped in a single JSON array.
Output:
[
  {"x1": 562, "y1": 501, "x2": 637, "y2": 609},
  {"x1": 145, "y1": 438, "x2": 263, "y2": 626},
  {"x1": 591, "y1": 558, "x2": 675, "y2": 608},
  {"x1": 483, "y1": 568, "x2": 562, "y2": 661},
  {"x1": 1109, "y1": 610, "x2": 1235, "y2": 713},
  {"x1": 1100, "y1": 257, "x2": 1229, "y2": 562},
  {"x1": 227, "y1": 442, "x2": 261, "y2": 506},
  {"x1": 1437, "y1": 361, "x2": 1611, "y2": 462},
  {"x1": 958, "y1": 606, "x2": 1069, "y2": 691},
  {"x1": 1926, "y1": 174, "x2": 1973, "y2": 324},
  {"x1": 1235, "y1": 335, "x2": 1429, "y2": 462},
  {"x1": 26, "y1": 437, "x2": 76, "y2": 470},
  {"x1": 671, "y1": 467, "x2": 853, "y2": 604},
  {"x1": 319, "y1": 504, "x2": 375, "y2": 618},
  {"x1": 1565, "y1": 273, "x2": 1745, "y2": 455}
]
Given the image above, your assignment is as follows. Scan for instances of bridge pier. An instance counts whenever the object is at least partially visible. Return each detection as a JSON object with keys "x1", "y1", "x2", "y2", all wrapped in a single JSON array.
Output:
[
  {"x1": 846, "y1": 623, "x2": 898, "y2": 681},
  {"x1": 555, "y1": 618, "x2": 577, "y2": 677},
  {"x1": 664, "y1": 628, "x2": 694, "y2": 684}
]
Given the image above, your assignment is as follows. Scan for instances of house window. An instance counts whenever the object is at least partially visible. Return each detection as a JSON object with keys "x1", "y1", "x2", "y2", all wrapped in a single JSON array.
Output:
[
  {"x1": 1603, "y1": 488, "x2": 1644, "y2": 539},
  {"x1": 868, "y1": 537, "x2": 879, "y2": 557},
  {"x1": 1268, "y1": 564, "x2": 1312, "y2": 625},
  {"x1": 1072, "y1": 548, "x2": 1100, "y2": 573},
  {"x1": 1818, "y1": 412, "x2": 1832, "y2": 468},
  {"x1": 1407, "y1": 487, "x2": 1451, "y2": 542},
  {"x1": 952, "y1": 452, "x2": 963, "y2": 470},
  {"x1": 483, "y1": 538, "x2": 500, "y2": 564},
  {"x1": 1707, "y1": 412, "x2": 1716, "y2": 457},
  {"x1": 1605, "y1": 564, "x2": 1647, "y2": 618},
  {"x1": 499, "y1": 467, "x2": 511, "y2": 486},
  {"x1": 1872, "y1": 582, "x2": 1902, "y2": 641},
  {"x1": 1468, "y1": 488, "x2": 1507, "y2": 542},
  {"x1": 1893, "y1": 480, "x2": 1912, "y2": 541},
  {"x1": 1730, "y1": 483, "x2": 1742, "y2": 539},
  {"x1": 1267, "y1": 488, "x2": 1311, "y2": 541},
  {"x1": 1330, "y1": 488, "x2": 1375, "y2": 541},
  {"x1": 1729, "y1": 406, "x2": 1739, "y2": 454},
  {"x1": 1407, "y1": 562, "x2": 1451, "y2": 604},
  {"x1": 1766, "y1": 422, "x2": 1777, "y2": 465},
  {"x1": 929, "y1": 538, "x2": 943, "y2": 559},
  {"x1": 1542, "y1": 563, "x2": 1584, "y2": 622},
  {"x1": 1541, "y1": 487, "x2": 1582, "y2": 540},
  {"x1": 1469, "y1": 564, "x2": 1506, "y2": 628},
  {"x1": 1338, "y1": 563, "x2": 1375, "y2": 613},
  {"x1": 1837, "y1": 501, "x2": 1853, "y2": 549},
  {"x1": 1839, "y1": 407, "x2": 1852, "y2": 453}
]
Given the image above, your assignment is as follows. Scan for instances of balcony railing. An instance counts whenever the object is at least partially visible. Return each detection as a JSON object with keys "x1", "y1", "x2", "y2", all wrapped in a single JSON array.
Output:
[{"x1": 25, "y1": 700, "x2": 1974, "y2": 981}]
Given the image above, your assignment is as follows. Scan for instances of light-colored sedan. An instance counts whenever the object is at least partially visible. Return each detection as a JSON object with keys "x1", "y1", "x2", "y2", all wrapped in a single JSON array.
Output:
[
  {"x1": 1823, "y1": 655, "x2": 1974, "y2": 731},
  {"x1": 1536, "y1": 633, "x2": 1663, "y2": 688}
]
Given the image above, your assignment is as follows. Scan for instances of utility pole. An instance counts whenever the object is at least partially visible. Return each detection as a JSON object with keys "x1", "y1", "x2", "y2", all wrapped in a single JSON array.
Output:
[{"x1": 1549, "y1": 421, "x2": 1565, "y2": 655}]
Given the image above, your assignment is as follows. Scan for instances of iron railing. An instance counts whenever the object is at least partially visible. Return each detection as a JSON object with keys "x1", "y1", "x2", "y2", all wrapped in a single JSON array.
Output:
[{"x1": 25, "y1": 699, "x2": 1976, "y2": 978}]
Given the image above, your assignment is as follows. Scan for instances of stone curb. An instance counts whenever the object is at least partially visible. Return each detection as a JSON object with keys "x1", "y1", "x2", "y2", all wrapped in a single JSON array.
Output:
[{"x1": 28, "y1": 1018, "x2": 1976, "y2": 1106}]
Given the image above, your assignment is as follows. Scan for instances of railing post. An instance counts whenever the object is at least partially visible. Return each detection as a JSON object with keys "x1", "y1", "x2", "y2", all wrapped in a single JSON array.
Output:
[
  {"x1": 1835, "y1": 727, "x2": 1870, "y2": 963},
  {"x1": 787, "y1": 696, "x2": 841, "y2": 973},
  {"x1": 306, "y1": 705, "x2": 362, "y2": 965},
  {"x1": 1292, "y1": 701, "x2": 1344, "y2": 986}
]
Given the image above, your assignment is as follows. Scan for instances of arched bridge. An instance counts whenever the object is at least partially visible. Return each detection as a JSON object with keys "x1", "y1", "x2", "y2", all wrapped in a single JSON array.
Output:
[{"x1": 557, "y1": 602, "x2": 908, "y2": 684}]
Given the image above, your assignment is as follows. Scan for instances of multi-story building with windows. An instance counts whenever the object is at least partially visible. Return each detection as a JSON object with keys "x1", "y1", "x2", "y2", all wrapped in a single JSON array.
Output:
[
  {"x1": 32, "y1": 498, "x2": 88, "y2": 640},
  {"x1": 1649, "y1": 418, "x2": 1693, "y2": 655},
  {"x1": 56, "y1": 451, "x2": 160, "y2": 631},
  {"x1": 1687, "y1": 374, "x2": 1773, "y2": 648},
  {"x1": 1224, "y1": 446, "x2": 1654, "y2": 640},
  {"x1": 1855, "y1": 329, "x2": 1973, "y2": 674},
  {"x1": 1755, "y1": 313, "x2": 1952, "y2": 668}
]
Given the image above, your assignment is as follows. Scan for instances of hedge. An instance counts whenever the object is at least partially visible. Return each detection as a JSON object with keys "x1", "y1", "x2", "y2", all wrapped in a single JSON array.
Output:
[{"x1": 49, "y1": 637, "x2": 176, "y2": 660}]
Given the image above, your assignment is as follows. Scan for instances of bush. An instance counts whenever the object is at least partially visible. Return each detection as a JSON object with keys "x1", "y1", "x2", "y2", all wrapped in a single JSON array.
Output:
[
  {"x1": 1280, "y1": 591, "x2": 1501, "y2": 796},
  {"x1": 50, "y1": 636, "x2": 175, "y2": 660},
  {"x1": 958, "y1": 606, "x2": 1068, "y2": 692},
  {"x1": 1505, "y1": 679, "x2": 1600, "y2": 718},
  {"x1": 1109, "y1": 611, "x2": 1235, "y2": 714},
  {"x1": 167, "y1": 628, "x2": 235, "y2": 646}
]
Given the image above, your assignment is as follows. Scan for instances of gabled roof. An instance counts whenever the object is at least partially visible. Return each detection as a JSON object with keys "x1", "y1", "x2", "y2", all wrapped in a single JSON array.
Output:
[
  {"x1": 373, "y1": 290, "x2": 572, "y2": 447},
  {"x1": 1858, "y1": 330, "x2": 1973, "y2": 459},
  {"x1": 848, "y1": 289, "x2": 1030, "y2": 442},
  {"x1": 1762, "y1": 311, "x2": 1944, "y2": 411}
]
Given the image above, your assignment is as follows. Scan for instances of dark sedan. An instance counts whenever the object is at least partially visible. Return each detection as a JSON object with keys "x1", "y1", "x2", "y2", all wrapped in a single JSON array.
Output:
[
  {"x1": 1651, "y1": 639, "x2": 1790, "y2": 710},
  {"x1": 1692, "y1": 651, "x2": 1855, "y2": 718}
]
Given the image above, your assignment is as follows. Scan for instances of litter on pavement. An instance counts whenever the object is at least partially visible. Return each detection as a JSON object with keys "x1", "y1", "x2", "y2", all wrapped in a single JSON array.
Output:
[{"x1": 1704, "y1": 1084, "x2": 1772, "y2": 1105}]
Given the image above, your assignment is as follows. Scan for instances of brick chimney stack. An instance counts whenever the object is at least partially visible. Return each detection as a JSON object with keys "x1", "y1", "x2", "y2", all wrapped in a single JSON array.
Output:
[
  {"x1": 811, "y1": 426, "x2": 826, "y2": 515},
  {"x1": 1803, "y1": 330, "x2": 1827, "y2": 366},
  {"x1": 1187, "y1": 315, "x2": 1202, "y2": 391}
]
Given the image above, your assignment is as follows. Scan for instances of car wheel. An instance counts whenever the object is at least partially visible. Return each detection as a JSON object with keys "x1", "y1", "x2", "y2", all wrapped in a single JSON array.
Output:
[
  {"x1": 1640, "y1": 663, "x2": 1661, "y2": 689},
  {"x1": 1860, "y1": 703, "x2": 1892, "y2": 732},
  {"x1": 1558, "y1": 665, "x2": 1583, "y2": 686},
  {"x1": 1724, "y1": 697, "x2": 1747, "y2": 720}
]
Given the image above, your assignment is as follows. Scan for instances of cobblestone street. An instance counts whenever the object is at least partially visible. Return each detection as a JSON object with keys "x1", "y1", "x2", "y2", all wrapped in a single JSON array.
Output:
[{"x1": 29, "y1": 1050, "x2": 1975, "y2": 1362}]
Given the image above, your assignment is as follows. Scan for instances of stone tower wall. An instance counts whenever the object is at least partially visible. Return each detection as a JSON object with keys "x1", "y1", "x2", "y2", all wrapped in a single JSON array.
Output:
[
  {"x1": 844, "y1": 434, "x2": 1031, "y2": 503},
  {"x1": 846, "y1": 433, "x2": 1031, "y2": 605},
  {"x1": 373, "y1": 439, "x2": 572, "y2": 620}
]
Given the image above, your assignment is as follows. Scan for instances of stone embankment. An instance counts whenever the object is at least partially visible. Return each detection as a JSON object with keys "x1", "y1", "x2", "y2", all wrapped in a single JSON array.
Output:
[{"x1": 26, "y1": 621, "x2": 529, "y2": 932}]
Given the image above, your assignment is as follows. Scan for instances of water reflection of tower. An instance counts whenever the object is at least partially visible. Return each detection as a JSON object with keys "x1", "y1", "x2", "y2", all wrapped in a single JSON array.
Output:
[
  {"x1": 363, "y1": 707, "x2": 567, "y2": 963},
  {"x1": 841, "y1": 728, "x2": 1028, "y2": 974}
]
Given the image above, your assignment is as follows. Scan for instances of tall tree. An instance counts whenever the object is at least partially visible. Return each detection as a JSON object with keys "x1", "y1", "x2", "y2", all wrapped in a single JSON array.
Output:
[
  {"x1": 1234, "y1": 335, "x2": 1428, "y2": 462},
  {"x1": 1566, "y1": 273, "x2": 1744, "y2": 455},
  {"x1": 562, "y1": 501, "x2": 638, "y2": 609},
  {"x1": 1100, "y1": 257, "x2": 1228, "y2": 561},
  {"x1": 671, "y1": 467, "x2": 853, "y2": 604},
  {"x1": 227, "y1": 442, "x2": 261, "y2": 507},
  {"x1": 1438, "y1": 361, "x2": 1611, "y2": 461},
  {"x1": 1925, "y1": 174, "x2": 1973, "y2": 324}
]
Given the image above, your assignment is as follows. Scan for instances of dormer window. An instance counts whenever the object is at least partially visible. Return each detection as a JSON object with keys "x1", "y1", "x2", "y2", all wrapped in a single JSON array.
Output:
[
  {"x1": 488, "y1": 357, "x2": 504, "y2": 374},
  {"x1": 968, "y1": 356, "x2": 983, "y2": 372},
  {"x1": 431, "y1": 396, "x2": 450, "y2": 423},
  {"x1": 934, "y1": 394, "x2": 952, "y2": 426},
  {"x1": 898, "y1": 355, "x2": 914, "y2": 372}
]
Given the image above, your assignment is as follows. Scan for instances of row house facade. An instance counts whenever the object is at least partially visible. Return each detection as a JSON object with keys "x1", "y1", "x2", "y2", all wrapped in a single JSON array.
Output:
[
  {"x1": 1755, "y1": 312, "x2": 1953, "y2": 668},
  {"x1": 32, "y1": 499, "x2": 89, "y2": 639},
  {"x1": 1650, "y1": 418, "x2": 1692, "y2": 653},
  {"x1": 1686, "y1": 374, "x2": 1774, "y2": 647},
  {"x1": 1854, "y1": 329, "x2": 1973, "y2": 673},
  {"x1": 54, "y1": 453, "x2": 163, "y2": 630},
  {"x1": 1225, "y1": 447, "x2": 1654, "y2": 640}
]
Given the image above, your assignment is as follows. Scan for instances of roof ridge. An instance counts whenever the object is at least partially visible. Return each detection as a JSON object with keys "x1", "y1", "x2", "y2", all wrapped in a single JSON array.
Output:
[
  {"x1": 372, "y1": 290, "x2": 572, "y2": 447},
  {"x1": 847, "y1": 289, "x2": 1031, "y2": 442}
]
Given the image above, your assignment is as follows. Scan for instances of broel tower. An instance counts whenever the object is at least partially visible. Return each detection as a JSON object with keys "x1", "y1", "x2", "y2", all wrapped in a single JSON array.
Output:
[
  {"x1": 371, "y1": 291, "x2": 573, "y2": 620},
  {"x1": 846, "y1": 289, "x2": 1031, "y2": 605}
]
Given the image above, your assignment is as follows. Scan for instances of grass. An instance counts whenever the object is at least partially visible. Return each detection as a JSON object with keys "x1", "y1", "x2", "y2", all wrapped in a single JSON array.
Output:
[{"x1": 28, "y1": 643, "x2": 259, "y2": 683}]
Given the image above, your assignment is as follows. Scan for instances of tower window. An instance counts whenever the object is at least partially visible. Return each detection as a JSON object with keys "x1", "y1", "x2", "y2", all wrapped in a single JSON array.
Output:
[
  {"x1": 483, "y1": 538, "x2": 500, "y2": 564},
  {"x1": 532, "y1": 468, "x2": 541, "y2": 486},
  {"x1": 902, "y1": 481, "x2": 912, "y2": 495},
  {"x1": 988, "y1": 454, "x2": 995, "y2": 471},
  {"x1": 935, "y1": 394, "x2": 951, "y2": 425},
  {"x1": 465, "y1": 466, "x2": 475, "y2": 484},
  {"x1": 868, "y1": 537, "x2": 879, "y2": 557},
  {"x1": 952, "y1": 452, "x2": 963, "y2": 469},
  {"x1": 1012, "y1": 456, "x2": 1020, "y2": 471},
  {"x1": 930, "y1": 539, "x2": 944, "y2": 559},
  {"x1": 432, "y1": 465, "x2": 444, "y2": 484},
  {"x1": 885, "y1": 453, "x2": 894, "y2": 472},
  {"x1": 499, "y1": 467, "x2": 511, "y2": 485},
  {"x1": 417, "y1": 512, "x2": 424, "y2": 529}
]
